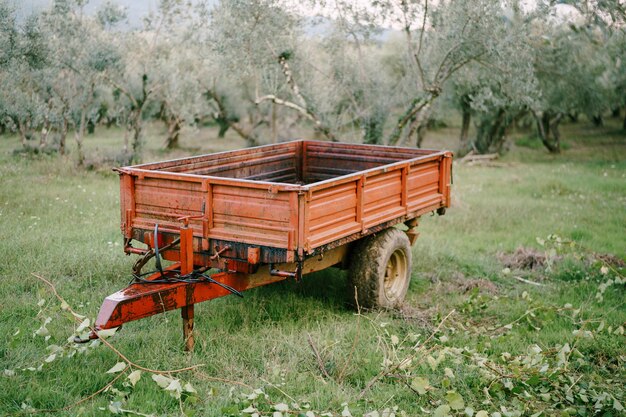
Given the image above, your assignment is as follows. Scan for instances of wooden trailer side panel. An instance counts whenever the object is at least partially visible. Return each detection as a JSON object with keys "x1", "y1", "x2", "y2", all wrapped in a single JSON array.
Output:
[
  {"x1": 303, "y1": 141, "x2": 432, "y2": 183},
  {"x1": 306, "y1": 181, "x2": 361, "y2": 249},
  {"x1": 133, "y1": 142, "x2": 300, "y2": 183},
  {"x1": 209, "y1": 185, "x2": 296, "y2": 249},
  {"x1": 407, "y1": 159, "x2": 444, "y2": 211},
  {"x1": 362, "y1": 169, "x2": 405, "y2": 229},
  {"x1": 302, "y1": 152, "x2": 452, "y2": 251},
  {"x1": 131, "y1": 176, "x2": 205, "y2": 236},
  {"x1": 121, "y1": 172, "x2": 298, "y2": 251}
]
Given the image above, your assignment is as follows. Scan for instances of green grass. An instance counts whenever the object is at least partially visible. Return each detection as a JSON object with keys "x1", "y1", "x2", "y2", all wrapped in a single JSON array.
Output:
[{"x1": 0, "y1": 122, "x2": 624, "y2": 416}]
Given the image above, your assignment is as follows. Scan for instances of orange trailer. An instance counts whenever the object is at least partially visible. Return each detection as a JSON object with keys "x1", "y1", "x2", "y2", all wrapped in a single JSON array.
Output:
[{"x1": 86, "y1": 140, "x2": 452, "y2": 350}]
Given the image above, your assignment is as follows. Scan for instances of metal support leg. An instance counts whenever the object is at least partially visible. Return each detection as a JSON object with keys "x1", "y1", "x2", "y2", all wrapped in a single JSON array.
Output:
[
  {"x1": 179, "y1": 221, "x2": 195, "y2": 351},
  {"x1": 182, "y1": 304, "x2": 194, "y2": 351}
]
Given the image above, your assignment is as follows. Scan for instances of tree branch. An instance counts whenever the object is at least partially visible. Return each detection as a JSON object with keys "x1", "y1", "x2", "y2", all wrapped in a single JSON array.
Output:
[
  {"x1": 266, "y1": 44, "x2": 337, "y2": 142},
  {"x1": 414, "y1": 0, "x2": 429, "y2": 88},
  {"x1": 255, "y1": 95, "x2": 315, "y2": 121},
  {"x1": 31, "y1": 273, "x2": 204, "y2": 375},
  {"x1": 387, "y1": 93, "x2": 433, "y2": 145},
  {"x1": 206, "y1": 89, "x2": 259, "y2": 146},
  {"x1": 307, "y1": 333, "x2": 331, "y2": 379},
  {"x1": 358, "y1": 309, "x2": 455, "y2": 399}
]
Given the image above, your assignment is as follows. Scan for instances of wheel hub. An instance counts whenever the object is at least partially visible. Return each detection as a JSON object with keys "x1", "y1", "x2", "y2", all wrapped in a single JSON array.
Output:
[{"x1": 383, "y1": 249, "x2": 407, "y2": 301}]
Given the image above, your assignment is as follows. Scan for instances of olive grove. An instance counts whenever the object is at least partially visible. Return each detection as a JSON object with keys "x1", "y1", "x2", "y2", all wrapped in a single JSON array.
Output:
[{"x1": 0, "y1": 0, "x2": 624, "y2": 163}]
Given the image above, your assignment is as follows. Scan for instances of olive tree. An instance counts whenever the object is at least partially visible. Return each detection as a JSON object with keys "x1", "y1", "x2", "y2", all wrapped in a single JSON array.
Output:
[
  {"x1": 36, "y1": 1, "x2": 122, "y2": 162},
  {"x1": 301, "y1": 7, "x2": 397, "y2": 144},
  {"x1": 0, "y1": 7, "x2": 47, "y2": 147},
  {"x1": 136, "y1": 1, "x2": 212, "y2": 149},
  {"x1": 447, "y1": 4, "x2": 538, "y2": 155},
  {"x1": 389, "y1": 0, "x2": 511, "y2": 146},
  {"x1": 207, "y1": 0, "x2": 345, "y2": 145}
]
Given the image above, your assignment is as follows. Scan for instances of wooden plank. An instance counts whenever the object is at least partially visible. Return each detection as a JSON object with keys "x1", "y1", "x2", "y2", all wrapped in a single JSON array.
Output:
[
  {"x1": 133, "y1": 141, "x2": 298, "y2": 172},
  {"x1": 289, "y1": 192, "x2": 298, "y2": 251},
  {"x1": 401, "y1": 165, "x2": 408, "y2": 213},
  {"x1": 356, "y1": 176, "x2": 364, "y2": 231}
]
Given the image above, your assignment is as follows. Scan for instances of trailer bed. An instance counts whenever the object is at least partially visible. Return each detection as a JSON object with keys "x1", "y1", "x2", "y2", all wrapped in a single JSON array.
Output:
[{"x1": 117, "y1": 140, "x2": 452, "y2": 264}]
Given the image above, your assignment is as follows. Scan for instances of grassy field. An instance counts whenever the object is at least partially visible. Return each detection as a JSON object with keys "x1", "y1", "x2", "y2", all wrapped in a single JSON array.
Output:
[{"x1": 0, "y1": 121, "x2": 624, "y2": 416}]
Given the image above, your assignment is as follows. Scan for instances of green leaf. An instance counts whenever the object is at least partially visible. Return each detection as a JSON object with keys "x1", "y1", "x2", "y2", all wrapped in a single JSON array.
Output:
[
  {"x1": 433, "y1": 404, "x2": 451, "y2": 417},
  {"x1": 476, "y1": 412, "x2": 489, "y2": 417},
  {"x1": 410, "y1": 377, "x2": 430, "y2": 395},
  {"x1": 34, "y1": 325, "x2": 49, "y2": 337},
  {"x1": 183, "y1": 382, "x2": 197, "y2": 394},
  {"x1": 71, "y1": 311, "x2": 86, "y2": 321},
  {"x1": 526, "y1": 375, "x2": 541, "y2": 386},
  {"x1": 76, "y1": 318, "x2": 90, "y2": 333},
  {"x1": 127, "y1": 370, "x2": 141, "y2": 386},
  {"x1": 106, "y1": 362, "x2": 127, "y2": 374},
  {"x1": 108, "y1": 401, "x2": 123, "y2": 414},
  {"x1": 446, "y1": 391, "x2": 465, "y2": 410},
  {"x1": 97, "y1": 327, "x2": 118, "y2": 339},
  {"x1": 165, "y1": 379, "x2": 183, "y2": 399},
  {"x1": 274, "y1": 403, "x2": 289, "y2": 412},
  {"x1": 427, "y1": 355, "x2": 438, "y2": 370},
  {"x1": 152, "y1": 374, "x2": 173, "y2": 388}
]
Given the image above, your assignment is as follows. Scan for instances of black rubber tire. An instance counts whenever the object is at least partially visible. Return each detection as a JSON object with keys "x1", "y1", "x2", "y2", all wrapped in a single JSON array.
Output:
[{"x1": 347, "y1": 227, "x2": 412, "y2": 309}]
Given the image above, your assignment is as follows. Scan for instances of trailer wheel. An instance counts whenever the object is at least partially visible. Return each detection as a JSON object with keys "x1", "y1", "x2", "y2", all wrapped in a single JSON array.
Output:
[{"x1": 348, "y1": 228, "x2": 412, "y2": 309}]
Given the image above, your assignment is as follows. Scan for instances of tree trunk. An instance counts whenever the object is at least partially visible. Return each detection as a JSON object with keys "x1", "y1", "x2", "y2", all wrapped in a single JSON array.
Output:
[
  {"x1": 623, "y1": 112, "x2": 626, "y2": 131},
  {"x1": 387, "y1": 91, "x2": 435, "y2": 146},
  {"x1": 591, "y1": 115, "x2": 603, "y2": 127},
  {"x1": 271, "y1": 101, "x2": 277, "y2": 144},
  {"x1": 474, "y1": 109, "x2": 507, "y2": 154},
  {"x1": 59, "y1": 116, "x2": 68, "y2": 155},
  {"x1": 549, "y1": 115, "x2": 562, "y2": 154},
  {"x1": 568, "y1": 112, "x2": 578, "y2": 123},
  {"x1": 131, "y1": 111, "x2": 143, "y2": 159},
  {"x1": 123, "y1": 127, "x2": 130, "y2": 155},
  {"x1": 216, "y1": 118, "x2": 230, "y2": 138},
  {"x1": 165, "y1": 117, "x2": 181, "y2": 149},
  {"x1": 458, "y1": 107, "x2": 472, "y2": 156},
  {"x1": 39, "y1": 116, "x2": 51, "y2": 151},
  {"x1": 18, "y1": 118, "x2": 29, "y2": 148},
  {"x1": 207, "y1": 89, "x2": 258, "y2": 146},
  {"x1": 410, "y1": 104, "x2": 431, "y2": 148},
  {"x1": 612, "y1": 108, "x2": 620, "y2": 118},
  {"x1": 87, "y1": 119, "x2": 95, "y2": 135},
  {"x1": 75, "y1": 108, "x2": 87, "y2": 166},
  {"x1": 534, "y1": 112, "x2": 561, "y2": 154},
  {"x1": 363, "y1": 109, "x2": 386, "y2": 145}
]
